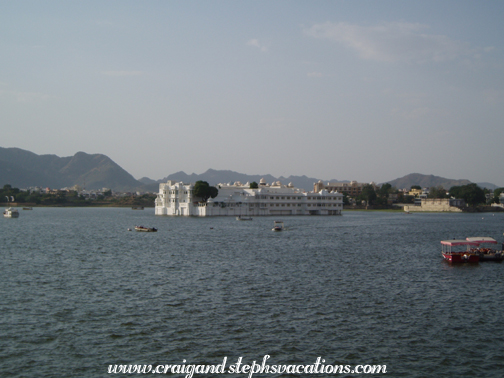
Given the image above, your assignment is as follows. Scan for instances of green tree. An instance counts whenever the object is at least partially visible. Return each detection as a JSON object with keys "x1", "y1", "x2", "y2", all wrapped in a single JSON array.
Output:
[
  {"x1": 1, "y1": 184, "x2": 21, "y2": 202},
  {"x1": 26, "y1": 193, "x2": 42, "y2": 204},
  {"x1": 193, "y1": 181, "x2": 218, "y2": 202},
  {"x1": 428, "y1": 186, "x2": 448, "y2": 199},
  {"x1": 492, "y1": 187, "x2": 504, "y2": 204},
  {"x1": 342, "y1": 193, "x2": 350, "y2": 205},
  {"x1": 377, "y1": 183, "x2": 392, "y2": 198},
  {"x1": 250, "y1": 181, "x2": 258, "y2": 189},
  {"x1": 358, "y1": 184, "x2": 377, "y2": 206},
  {"x1": 449, "y1": 183, "x2": 486, "y2": 206},
  {"x1": 410, "y1": 185, "x2": 421, "y2": 190}
]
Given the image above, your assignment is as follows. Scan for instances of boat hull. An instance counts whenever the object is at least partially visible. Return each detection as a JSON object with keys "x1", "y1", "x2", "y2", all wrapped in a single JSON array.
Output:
[
  {"x1": 442, "y1": 252, "x2": 479, "y2": 263},
  {"x1": 3, "y1": 208, "x2": 19, "y2": 218},
  {"x1": 478, "y1": 253, "x2": 504, "y2": 262},
  {"x1": 134, "y1": 227, "x2": 157, "y2": 232},
  {"x1": 3, "y1": 213, "x2": 19, "y2": 218}
]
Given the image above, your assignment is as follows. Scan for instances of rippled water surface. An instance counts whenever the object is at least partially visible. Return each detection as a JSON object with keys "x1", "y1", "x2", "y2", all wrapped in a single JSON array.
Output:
[{"x1": 2, "y1": 208, "x2": 504, "y2": 377}]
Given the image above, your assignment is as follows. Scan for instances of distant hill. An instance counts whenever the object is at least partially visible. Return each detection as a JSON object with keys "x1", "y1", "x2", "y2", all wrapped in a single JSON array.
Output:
[
  {"x1": 138, "y1": 177, "x2": 158, "y2": 185},
  {"x1": 385, "y1": 173, "x2": 472, "y2": 190},
  {"x1": 152, "y1": 169, "x2": 339, "y2": 192},
  {"x1": 2, "y1": 147, "x2": 499, "y2": 193},
  {"x1": 0, "y1": 147, "x2": 143, "y2": 191},
  {"x1": 476, "y1": 182, "x2": 499, "y2": 190},
  {"x1": 150, "y1": 170, "x2": 501, "y2": 192}
]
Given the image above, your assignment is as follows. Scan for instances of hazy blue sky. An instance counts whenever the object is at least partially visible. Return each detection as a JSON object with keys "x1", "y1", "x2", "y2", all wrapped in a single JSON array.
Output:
[{"x1": 2, "y1": 1, "x2": 503, "y2": 185}]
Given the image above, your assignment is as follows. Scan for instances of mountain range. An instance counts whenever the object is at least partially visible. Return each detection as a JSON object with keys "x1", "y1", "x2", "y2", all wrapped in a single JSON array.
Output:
[
  {"x1": 386, "y1": 174, "x2": 473, "y2": 190},
  {"x1": 139, "y1": 169, "x2": 339, "y2": 192},
  {"x1": 0, "y1": 147, "x2": 499, "y2": 192},
  {"x1": 0, "y1": 147, "x2": 141, "y2": 191}
]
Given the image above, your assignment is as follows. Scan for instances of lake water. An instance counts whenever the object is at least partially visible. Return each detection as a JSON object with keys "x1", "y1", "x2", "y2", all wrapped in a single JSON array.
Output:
[{"x1": 1, "y1": 208, "x2": 504, "y2": 377}]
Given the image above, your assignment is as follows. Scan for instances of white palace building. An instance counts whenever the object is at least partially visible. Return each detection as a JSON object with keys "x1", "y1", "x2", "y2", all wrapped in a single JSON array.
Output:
[{"x1": 155, "y1": 178, "x2": 343, "y2": 217}]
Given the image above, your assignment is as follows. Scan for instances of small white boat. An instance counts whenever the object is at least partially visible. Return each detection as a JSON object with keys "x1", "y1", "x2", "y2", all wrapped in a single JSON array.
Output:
[
  {"x1": 236, "y1": 216, "x2": 253, "y2": 221},
  {"x1": 134, "y1": 226, "x2": 157, "y2": 232},
  {"x1": 272, "y1": 220, "x2": 284, "y2": 231},
  {"x1": 3, "y1": 207, "x2": 19, "y2": 218}
]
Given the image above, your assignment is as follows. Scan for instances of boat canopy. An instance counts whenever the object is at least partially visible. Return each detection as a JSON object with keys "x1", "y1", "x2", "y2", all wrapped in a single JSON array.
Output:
[
  {"x1": 466, "y1": 237, "x2": 498, "y2": 244},
  {"x1": 441, "y1": 240, "x2": 480, "y2": 246}
]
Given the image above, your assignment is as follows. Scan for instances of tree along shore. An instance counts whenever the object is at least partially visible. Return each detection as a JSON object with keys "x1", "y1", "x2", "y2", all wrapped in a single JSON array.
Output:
[
  {"x1": 0, "y1": 185, "x2": 157, "y2": 207},
  {"x1": 344, "y1": 205, "x2": 503, "y2": 212}
]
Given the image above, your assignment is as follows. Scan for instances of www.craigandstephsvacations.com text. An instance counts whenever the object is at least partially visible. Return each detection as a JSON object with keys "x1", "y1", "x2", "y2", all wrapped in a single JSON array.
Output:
[{"x1": 107, "y1": 356, "x2": 387, "y2": 376}]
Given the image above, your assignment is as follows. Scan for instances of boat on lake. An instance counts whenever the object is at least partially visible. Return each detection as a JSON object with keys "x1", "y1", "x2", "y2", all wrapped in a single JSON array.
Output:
[
  {"x1": 272, "y1": 221, "x2": 284, "y2": 232},
  {"x1": 236, "y1": 216, "x2": 253, "y2": 221},
  {"x1": 441, "y1": 240, "x2": 480, "y2": 263},
  {"x1": 22, "y1": 207, "x2": 33, "y2": 210},
  {"x1": 132, "y1": 206, "x2": 144, "y2": 210},
  {"x1": 134, "y1": 226, "x2": 157, "y2": 232},
  {"x1": 466, "y1": 237, "x2": 504, "y2": 262},
  {"x1": 3, "y1": 207, "x2": 19, "y2": 218}
]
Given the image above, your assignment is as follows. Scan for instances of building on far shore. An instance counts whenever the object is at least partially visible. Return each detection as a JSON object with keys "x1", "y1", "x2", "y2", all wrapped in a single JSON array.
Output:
[
  {"x1": 403, "y1": 198, "x2": 465, "y2": 212},
  {"x1": 155, "y1": 178, "x2": 343, "y2": 217},
  {"x1": 313, "y1": 180, "x2": 379, "y2": 197}
]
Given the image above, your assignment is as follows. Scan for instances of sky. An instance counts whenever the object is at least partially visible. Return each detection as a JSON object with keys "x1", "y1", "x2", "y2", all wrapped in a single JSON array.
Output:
[{"x1": 1, "y1": 0, "x2": 504, "y2": 186}]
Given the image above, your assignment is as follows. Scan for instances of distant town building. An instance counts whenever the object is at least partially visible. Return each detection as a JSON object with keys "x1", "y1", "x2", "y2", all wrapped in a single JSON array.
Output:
[
  {"x1": 313, "y1": 180, "x2": 379, "y2": 197},
  {"x1": 155, "y1": 178, "x2": 344, "y2": 217},
  {"x1": 404, "y1": 198, "x2": 465, "y2": 212},
  {"x1": 408, "y1": 188, "x2": 423, "y2": 197}
]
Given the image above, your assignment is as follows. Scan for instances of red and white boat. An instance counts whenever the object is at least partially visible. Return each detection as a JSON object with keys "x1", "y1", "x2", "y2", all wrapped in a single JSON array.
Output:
[{"x1": 441, "y1": 240, "x2": 480, "y2": 263}]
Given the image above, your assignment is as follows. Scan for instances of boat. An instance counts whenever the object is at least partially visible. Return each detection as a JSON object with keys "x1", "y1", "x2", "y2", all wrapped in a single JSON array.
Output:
[
  {"x1": 3, "y1": 207, "x2": 20, "y2": 218},
  {"x1": 23, "y1": 207, "x2": 33, "y2": 210},
  {"x1": 132, "y1": 206, "x2": 144, "y2": 210},
  {"x1": 236, "y1": 216, "x2": 253, "y2": 221},
  {"x1": 441, "y1": 240, "x2": 480, "y2": 263},
  {"x1": 466, "y1": 237, "x2": 504, "y2": 262},
  {"x1": 272, "y1": 221, "x2": 284, "y2": 232},
  {"x1": 134, "y1": 226, "x2": 157, "y2": 232}
]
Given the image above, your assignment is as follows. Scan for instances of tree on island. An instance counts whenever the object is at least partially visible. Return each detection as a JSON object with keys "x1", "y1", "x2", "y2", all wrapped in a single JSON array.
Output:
[{"x1": 193, "y1": 181, "x2": 218, "y2": 202}]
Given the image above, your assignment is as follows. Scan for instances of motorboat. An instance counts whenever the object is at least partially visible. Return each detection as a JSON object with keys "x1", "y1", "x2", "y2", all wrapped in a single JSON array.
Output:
[
  {"x1": 441, "y1": 240, "x2": 480, "y2": 263},
  {"x1": 236, "y1": 216, "x2": 253, "y2": 221},
  {"x1": 134, "y1": 226, "x2": 157, "y2": 232},
  {"x1": 3, "y1": 207, "x2": 19, "y2": 218},
  {"x1": 272, "y1": 221, "x2": 284, "y2": 232}
]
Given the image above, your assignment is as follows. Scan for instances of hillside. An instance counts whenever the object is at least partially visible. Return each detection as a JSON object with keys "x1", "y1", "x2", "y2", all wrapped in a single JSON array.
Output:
[
  {"x1": 0, "y1": 147, "x2": 143, "y2": 191},
  {"x1": 2, "y1": 147, "x2": 498, "y2": 193},
  {"x1": 385, "y1": 173, "x2": 472, "y2": 190}
]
